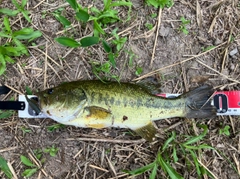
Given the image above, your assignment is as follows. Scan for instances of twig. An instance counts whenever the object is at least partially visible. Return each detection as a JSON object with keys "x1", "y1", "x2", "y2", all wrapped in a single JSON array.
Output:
[
  {"x1": 44, "y1": 42, "x2": 48, "y2": 89},
  {"x1": 33, "y1": 0, "x2": 46, "y2": 9},
  {"x1": 133, "y1": 41, "x2": 227, "y2": 81},
  {"x1": 7, "y1": 161, "x2": 18, "y2": 179},
  {"x1": 196, "y1": 59, "x2": 240, "y2": 84},
  {"x1": 197, "y1": 159, "x2": 218, "y2": 179},
  {"x1": 221, "y1": 28, "x2": 233, "y2": 72},
  {"x1": 28, "y1": 46, "x2": 62, "y2": 68},
  {"x1": 66, "y1": 137, "x2": 145, "y2": 144},
  {"x1": 4, "y1": 85, "x2": 23, "y2": 95},
  {"x1": 150, "y1": 8, "x2": 162, "y2": 67}
]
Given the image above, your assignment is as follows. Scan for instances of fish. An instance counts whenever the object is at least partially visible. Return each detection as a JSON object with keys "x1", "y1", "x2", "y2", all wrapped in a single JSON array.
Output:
[{"x1": 36, "y1": 80, "x2": 216, "y2": 141}]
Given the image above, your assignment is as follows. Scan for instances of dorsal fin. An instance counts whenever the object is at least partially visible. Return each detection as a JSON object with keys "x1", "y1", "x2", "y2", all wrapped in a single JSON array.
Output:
[{"x1": 135, "y1": 77, "x2": 161, "y2": 95}]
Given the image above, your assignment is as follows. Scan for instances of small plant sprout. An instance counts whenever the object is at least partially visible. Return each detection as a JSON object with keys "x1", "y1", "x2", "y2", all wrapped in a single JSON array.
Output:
[
  {"x1": 43, "y1": 145, "x2": 59, "y2": 157},
  {"x1": 47, "y1": 124, "x2": 65, "y2": 132},
  {"x1": 0, "y1": 16, "x2": 42, "y2": 75},
  {"x1": 112, "y1": 28, "x2": 127, "y2": 52},
  {"x1": 20, "y1": 155, "x2": 38, "y2": 177},
  {"x1": 178, "y1": 16, "x2": 191, "y2": 35},
  {"x1": 145, "y1": 0, "x2": 174, "y2": 8},
  {"x1": 219, "y1": 125, "x2": 231, "y2": 136},
  {"x1": 0, "y1": 0, "x2": 31, "y2": 22}
]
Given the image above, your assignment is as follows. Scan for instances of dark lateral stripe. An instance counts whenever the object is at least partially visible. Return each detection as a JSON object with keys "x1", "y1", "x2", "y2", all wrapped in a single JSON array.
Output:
[{"x1": 91, "y1": 92, "x2": 185, "y2": 109}]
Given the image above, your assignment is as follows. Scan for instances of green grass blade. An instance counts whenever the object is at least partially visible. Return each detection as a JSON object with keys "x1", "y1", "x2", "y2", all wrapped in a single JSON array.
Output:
[
  {"x1": 188, "y1": 150, "x2": 201, "y2": 176},
  {"x1": 13, "y1": 27, "x2": 34, "y2": 36},
  {"x1": 14, "y1": 30, "x2": 42, "y2": 41},
  {"x1": 3, "y1": 17, "x2": 11, "y2": 32},
  {"x1": 0, "y1": 32, "x2": 11, "y2": 38},
  {"x1": 0, "y1": 156, "x2": 12, "y2": 178},
  {"x1": 0, "y1": 110, "x2": 14, "y2": 119},
  {"x1": 0, "y1": 54, "x2": 6, "y2": 75},
  {"x1": 55, "y1": 37, "x2": 80, "y2": 47},
  {"x1": 183, "y1": 125, "x2": 208, "y2": 145},
  {"x1": 22, "y1": 168, "x2": 38, "y2": 177},
  {"x1": 157, "y1": 152, "x2": 183, "y2": 179},
  {"x1": 93, "y1": 20, "x2": 105, "y2": 35},
  {"x1": 123, "y1": 162, "x2": 155, "y2": 175},
  {"x1": 53, "y1": 13, "x2": 71, "y2": 27},
  {"x1": 162, "y1": 131, "x2": 176, "y2": 152},
  {"x1": 76, "y1": 10, "x2": 89, "y2": 22},
  {"x1": 149, "y1": 162, "x2": 158, "y2": 179},
  {"x1": 0, "y1": 8, "x2": 19, "y2": 16},
  {"x1": 47, "y1": 124, "x2": 65, "y2": 132},
  {"x1": 80, "y1": 36, "x2": 99, "y2": 47},
  {"x1": 21, "y1": 0, "x2": 27, "y2": 8},
  {"x1": 184, "y1": 144, "x2": 215, "y2": 150},
  {"x1": 108, "y1": 52, "x2": 116, "y2": 68},
  {"x1": 25, "y1": 86, "x2": 32, "y2": 95},
  {"x1": 5, "y1": 46, "x2": 26, "y2": 56},
  {"x1": 11, "y1": 0, "x2": 21, "y2": 9},
  {"x1": 20, "y1": 155, "x2": 35, "y2": 167},
  {"x1": 102, "y1": 40, "x2": 111, "y2": 53},
  {"x1": 66, "y1": 0, "x2": 78, "y2": 10},
  {"x1": 4, "y1": 56, "x2": 15, "y2": 64},
  {"x1": 109, "y1": 1, "x2": 132, "y2": 8},
  {"x1": 172, "y1": 146, "x2": 178, "y2": 162}
]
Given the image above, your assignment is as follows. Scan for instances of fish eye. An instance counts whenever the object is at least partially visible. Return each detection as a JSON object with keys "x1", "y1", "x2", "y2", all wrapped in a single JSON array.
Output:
[{"x1": 47, "y1": 88, "x2": 54, "y2": 94}]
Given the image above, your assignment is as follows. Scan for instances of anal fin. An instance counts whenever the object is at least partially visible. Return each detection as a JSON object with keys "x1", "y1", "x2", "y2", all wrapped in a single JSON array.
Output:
[{"x1": 134, "y1": 122, "x2": 157, "y2": 142}]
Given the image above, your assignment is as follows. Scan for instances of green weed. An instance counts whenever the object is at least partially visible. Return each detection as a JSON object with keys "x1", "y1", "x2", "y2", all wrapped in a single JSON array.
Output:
[
  {"x1": 20, "y1": 155, "x2": 38, "y2": 177},
  {"x1": 43, "y1": 145, "x2": 59, "y2": 157},
  {"x1": 145, "y1": 0, "x2": 174, "y2": 8},
  {"x1": 178, "y1": 16, "x2": 190, "y2": 35},
  {"x1": 0, "y1": 0, "x2": 31, "y2": 22},
  {"x1": 0, "y1": 16, "x2": 42, "y2": 75},
  {"x1": 112, "y1": 28, "x2": 127, "y2": 52},
  {"x1": 135, "y1": 67, "x2": 143, "y2": 76},
  {"x1": 0, "y1": 110, "x2": 14, "y2": 119},
  {"x1": 0, "y1": 156, "x2": 12, "y2": 178},
  {"x1": 124, "y1": 125, "x2": 216, "y2": 178},
  {"x1": 20, "y1": 146, "x2": 59, "y2": 177},
  {"x1": 47, "y1": 123, "x2": 65, "y2": 132},
  {"x1": 54, "y1": 0, "x2": 132, "y2": 80},
  {"x1": 21, "y1": 127, "x2": 32, "y2": 136},
  {"x1": 145, "y1": 23, "x2": 154, "y2": 30},
  {"x1": 219, "y1": 125, "x2": 231, "y2": 136},
  {"x1": 201, "y1": 45, "x2": 215, "y2": 52}
]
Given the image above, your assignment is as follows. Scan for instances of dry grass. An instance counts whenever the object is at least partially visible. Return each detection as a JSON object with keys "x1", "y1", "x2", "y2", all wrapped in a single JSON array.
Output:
[{"x1": 0, "y1": 0, "x2": 240, "y2": 178}]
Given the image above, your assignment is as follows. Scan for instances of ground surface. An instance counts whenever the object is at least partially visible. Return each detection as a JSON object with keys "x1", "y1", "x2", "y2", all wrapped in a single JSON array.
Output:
[{"x1": 0, "y1": 0, "x2": 240, "y2": 178}]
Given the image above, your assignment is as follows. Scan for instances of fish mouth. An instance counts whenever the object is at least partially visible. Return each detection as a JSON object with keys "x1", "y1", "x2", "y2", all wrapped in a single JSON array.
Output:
[{"x1": 25, "y1": 95, "x2": 42, "y2": 115}]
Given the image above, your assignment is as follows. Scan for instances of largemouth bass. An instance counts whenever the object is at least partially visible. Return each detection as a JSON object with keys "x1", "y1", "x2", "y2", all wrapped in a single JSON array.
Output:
[{"x1": 36, "y1": 80, "x2": 216, "y2": 141}]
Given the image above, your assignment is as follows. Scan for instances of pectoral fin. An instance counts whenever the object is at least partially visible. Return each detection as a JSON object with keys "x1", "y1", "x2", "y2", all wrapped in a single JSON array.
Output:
[
  {"x1": 85, "y1": 106, "x2": 111, "y2": 119},
  {"x1": 84, "y1": 106, "x2": 112, "y2": 128},
  {"x1": 134, "y1": 122, "x2": 157, "y2": 142}
]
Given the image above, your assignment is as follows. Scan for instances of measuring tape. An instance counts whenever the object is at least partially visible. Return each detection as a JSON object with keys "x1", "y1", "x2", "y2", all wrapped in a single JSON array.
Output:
[{"x1": 156, "y1": 91, "x2": 240, "y2": 116}]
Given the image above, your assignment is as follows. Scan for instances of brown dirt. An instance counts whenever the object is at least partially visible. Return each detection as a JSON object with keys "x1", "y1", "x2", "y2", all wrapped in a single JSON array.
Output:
[{"x1": 0, "y1": 0, "x2": 240, "y2": 178}]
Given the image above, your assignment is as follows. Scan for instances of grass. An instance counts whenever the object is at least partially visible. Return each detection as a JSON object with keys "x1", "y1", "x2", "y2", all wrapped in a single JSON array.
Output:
[
  {"x1": 125, "y1": 125, "x2": 217, "y2": 178},
  {"x1": 0, "y1": 15, "x2": 42, "y2": 75},
  {"x1": 53, "y1": 0, "x2": 132, "y2": 81}
]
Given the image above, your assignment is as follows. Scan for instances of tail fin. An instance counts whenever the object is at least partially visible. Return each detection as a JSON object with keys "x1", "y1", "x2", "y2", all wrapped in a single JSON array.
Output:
[{"x1": 183, "y1": 85, "x2": 216, "y2": 119}]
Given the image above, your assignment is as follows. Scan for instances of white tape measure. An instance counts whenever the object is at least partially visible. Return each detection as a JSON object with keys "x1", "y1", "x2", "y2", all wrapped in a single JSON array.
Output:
[
  {"x1": 158, "y1": 91, "x2": 240, "y2": 116},
  {"x1": 18, "y1": 91, "x2": 240, "y2": 118}
]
